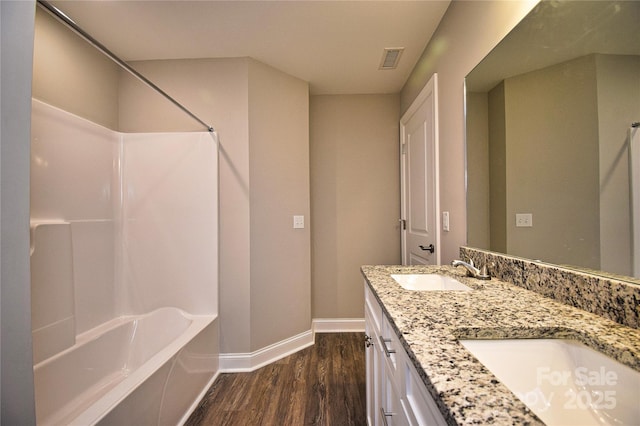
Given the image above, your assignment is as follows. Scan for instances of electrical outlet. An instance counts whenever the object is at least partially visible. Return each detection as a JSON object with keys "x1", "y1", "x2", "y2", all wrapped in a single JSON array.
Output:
[
  {"x1": 515, "y1": 213, "x2": 533, "y2": 227},
  {"x1": 293, "y1": 215, "x2": 305, "y2": 229}
]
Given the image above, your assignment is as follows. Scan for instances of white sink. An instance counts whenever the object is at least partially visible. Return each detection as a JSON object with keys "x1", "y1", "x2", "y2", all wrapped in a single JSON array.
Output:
[
  {"x1": 390, "y1": 274, "x2": 472, "y2": 291},
  {"x1": 460, "y1": 338, "x2": 640, "y2": 425}
]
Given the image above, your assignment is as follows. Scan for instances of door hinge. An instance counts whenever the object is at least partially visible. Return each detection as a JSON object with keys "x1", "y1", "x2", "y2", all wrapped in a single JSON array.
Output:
[{"x1": 399, "y1": 219, "x2": 406, "y2": 230}]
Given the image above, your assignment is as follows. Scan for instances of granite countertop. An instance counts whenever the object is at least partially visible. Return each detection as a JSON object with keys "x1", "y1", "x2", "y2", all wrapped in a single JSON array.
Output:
[{"x1": 360, "y1": 264, "x2": 640, "y2": 425}]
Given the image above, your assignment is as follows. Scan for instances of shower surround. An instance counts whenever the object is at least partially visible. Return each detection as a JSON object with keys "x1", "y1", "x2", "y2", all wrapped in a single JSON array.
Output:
[{"x1": 30, "y1": 99, "x2": 219, "y2": 425}]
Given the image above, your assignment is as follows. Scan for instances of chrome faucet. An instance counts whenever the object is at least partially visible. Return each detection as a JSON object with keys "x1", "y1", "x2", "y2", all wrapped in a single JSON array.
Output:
[{"x1": 451, "y1": 258, "x2": 491, "y2": 280}]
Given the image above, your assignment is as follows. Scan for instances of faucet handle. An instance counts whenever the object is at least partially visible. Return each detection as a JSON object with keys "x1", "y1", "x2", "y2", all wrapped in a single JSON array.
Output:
[
  {"x1": 477, "y1": 263, "x2": 492, "y2": 280},
  {"x1": 479, "y1": 264, "x2": 489, "y2": 276}
]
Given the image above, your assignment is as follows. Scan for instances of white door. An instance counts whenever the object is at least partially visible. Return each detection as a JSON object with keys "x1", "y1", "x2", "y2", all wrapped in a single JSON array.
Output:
[{"x1": 400, "y1": 74, "x2": 439, "y2": 266}]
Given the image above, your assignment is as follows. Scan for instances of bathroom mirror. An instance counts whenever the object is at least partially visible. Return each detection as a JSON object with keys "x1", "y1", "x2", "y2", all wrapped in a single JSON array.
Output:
[{"x1": 465, "y1": 0, "x2": 640, "y2": 283}]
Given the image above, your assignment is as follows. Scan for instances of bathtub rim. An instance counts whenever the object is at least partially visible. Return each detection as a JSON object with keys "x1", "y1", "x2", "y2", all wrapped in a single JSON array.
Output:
[{"x1": 33, "y1": 307, "x2": 217, "y2": 425}]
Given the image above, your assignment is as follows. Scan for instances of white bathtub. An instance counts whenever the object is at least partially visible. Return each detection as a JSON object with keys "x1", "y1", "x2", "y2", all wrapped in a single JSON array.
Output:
[{"x1": 33, "y1": 307, "x2": 218, "y2": 426}]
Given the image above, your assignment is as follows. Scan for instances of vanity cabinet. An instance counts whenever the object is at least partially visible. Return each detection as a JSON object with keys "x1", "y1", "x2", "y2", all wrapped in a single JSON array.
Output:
[{"x1": 365, "y1": 283, "x2": 447, "y2": 426}]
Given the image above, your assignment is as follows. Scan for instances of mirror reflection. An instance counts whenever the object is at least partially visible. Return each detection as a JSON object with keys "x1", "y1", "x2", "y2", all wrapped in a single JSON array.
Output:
[{"x1": 465, "y1": 0, "x2": 640, "y2": 282}]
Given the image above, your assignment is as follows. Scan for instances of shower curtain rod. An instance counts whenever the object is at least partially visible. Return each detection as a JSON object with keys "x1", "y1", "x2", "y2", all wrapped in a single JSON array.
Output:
[{"x1": 37, "y1": 0, "x2": 215, "y2": 133}]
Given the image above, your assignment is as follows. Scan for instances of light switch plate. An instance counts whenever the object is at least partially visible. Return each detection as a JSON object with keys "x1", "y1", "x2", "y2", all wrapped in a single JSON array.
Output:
[
  {"x1": 293, "y1": 215, "x2": 304, "y2": 229},
  {"x1": 442, "y1": 211, "x2": 450, "y2": 232}
]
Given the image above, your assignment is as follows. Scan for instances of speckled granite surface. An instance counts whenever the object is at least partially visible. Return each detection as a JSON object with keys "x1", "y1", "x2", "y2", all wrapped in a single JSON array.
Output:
[
  {"x1": 360, "y1": 264, "x2": 640, "y2": 426},
  {"x1": 460, "y1": 247, "x2": 640, "y2": 329}
]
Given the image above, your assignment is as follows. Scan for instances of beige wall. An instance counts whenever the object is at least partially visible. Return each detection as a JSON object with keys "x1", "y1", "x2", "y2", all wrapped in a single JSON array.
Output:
[
  {"x1": 32, "y1": 8, "x2": 119, "y2": 129},
  {"x1": 401, "y1": 0, "x2": 538, "y2": 263},
  {"x1": 504, "y1": 55, "x2": 600, "y2": 267},
  {"x1": 487, "y1": 82, "x2": 507, "y2": 253},
  {"x1": 465, "y1": 92, "x2": 489, "y2": 249},
  {"x1": 248, "y1": 60, "x2": 311, "y2": 351},
  {"x1": 310, "y1": 95, "x2": 401, "y2": 319}
]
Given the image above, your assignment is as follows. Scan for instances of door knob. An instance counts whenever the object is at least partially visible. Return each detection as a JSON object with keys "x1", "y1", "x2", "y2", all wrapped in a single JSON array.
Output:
[{"x1": 419, "y1": 244, "x2": 435, "y2": 253}]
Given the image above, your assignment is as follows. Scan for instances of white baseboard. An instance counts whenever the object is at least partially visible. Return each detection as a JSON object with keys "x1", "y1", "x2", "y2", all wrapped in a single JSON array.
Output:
[
  {"x1": 218, "y1": 319, "x2": 365, "y2": 373},
  {"x1": 312, "y1": 318, "x2": 365, "y2": 333},
  {"x1": 219, "y1": 329, "x2": 314, "y2": 373}
]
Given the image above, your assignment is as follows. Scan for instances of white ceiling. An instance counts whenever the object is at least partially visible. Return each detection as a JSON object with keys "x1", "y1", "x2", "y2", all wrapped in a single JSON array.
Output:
[{"x1": 48, "y1": 0, "x2": 451, "y2": 95}]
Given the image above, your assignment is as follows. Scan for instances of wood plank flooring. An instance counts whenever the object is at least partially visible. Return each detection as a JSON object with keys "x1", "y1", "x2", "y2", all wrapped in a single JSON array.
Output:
[{"x1": 186, "y1": 333, "x2": 366, "y2": 426}]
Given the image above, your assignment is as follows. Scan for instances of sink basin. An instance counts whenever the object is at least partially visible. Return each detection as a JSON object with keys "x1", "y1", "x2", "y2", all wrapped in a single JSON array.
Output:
[
  {"x1": 390, "y1": 274, "x2": 471, "y2": 291},
  {"x1": 460, "y1": 338, "x2": 640, "y2": 425}
]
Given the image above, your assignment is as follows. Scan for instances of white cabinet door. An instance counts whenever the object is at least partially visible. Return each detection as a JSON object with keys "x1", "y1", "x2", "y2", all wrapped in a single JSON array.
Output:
[{"x1": 380, "y1": 359, "x2": 410, "y2": 426}]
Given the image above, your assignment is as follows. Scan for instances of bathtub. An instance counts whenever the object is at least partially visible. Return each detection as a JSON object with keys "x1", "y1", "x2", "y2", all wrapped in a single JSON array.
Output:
[{"x1": 33, "y1": 307, "x2": 218, "y2": 426}]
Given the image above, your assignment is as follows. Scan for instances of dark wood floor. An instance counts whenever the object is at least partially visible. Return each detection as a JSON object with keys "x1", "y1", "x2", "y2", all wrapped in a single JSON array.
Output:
[{"x1": 186, "y1": 332, "x2": 366, "y2": 426}]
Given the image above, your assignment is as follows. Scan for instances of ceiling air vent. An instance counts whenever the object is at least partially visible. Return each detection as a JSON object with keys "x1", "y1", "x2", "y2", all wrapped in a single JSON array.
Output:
[{"x1": 379, "y1": 48, "x2": 404, "y2": 70}]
